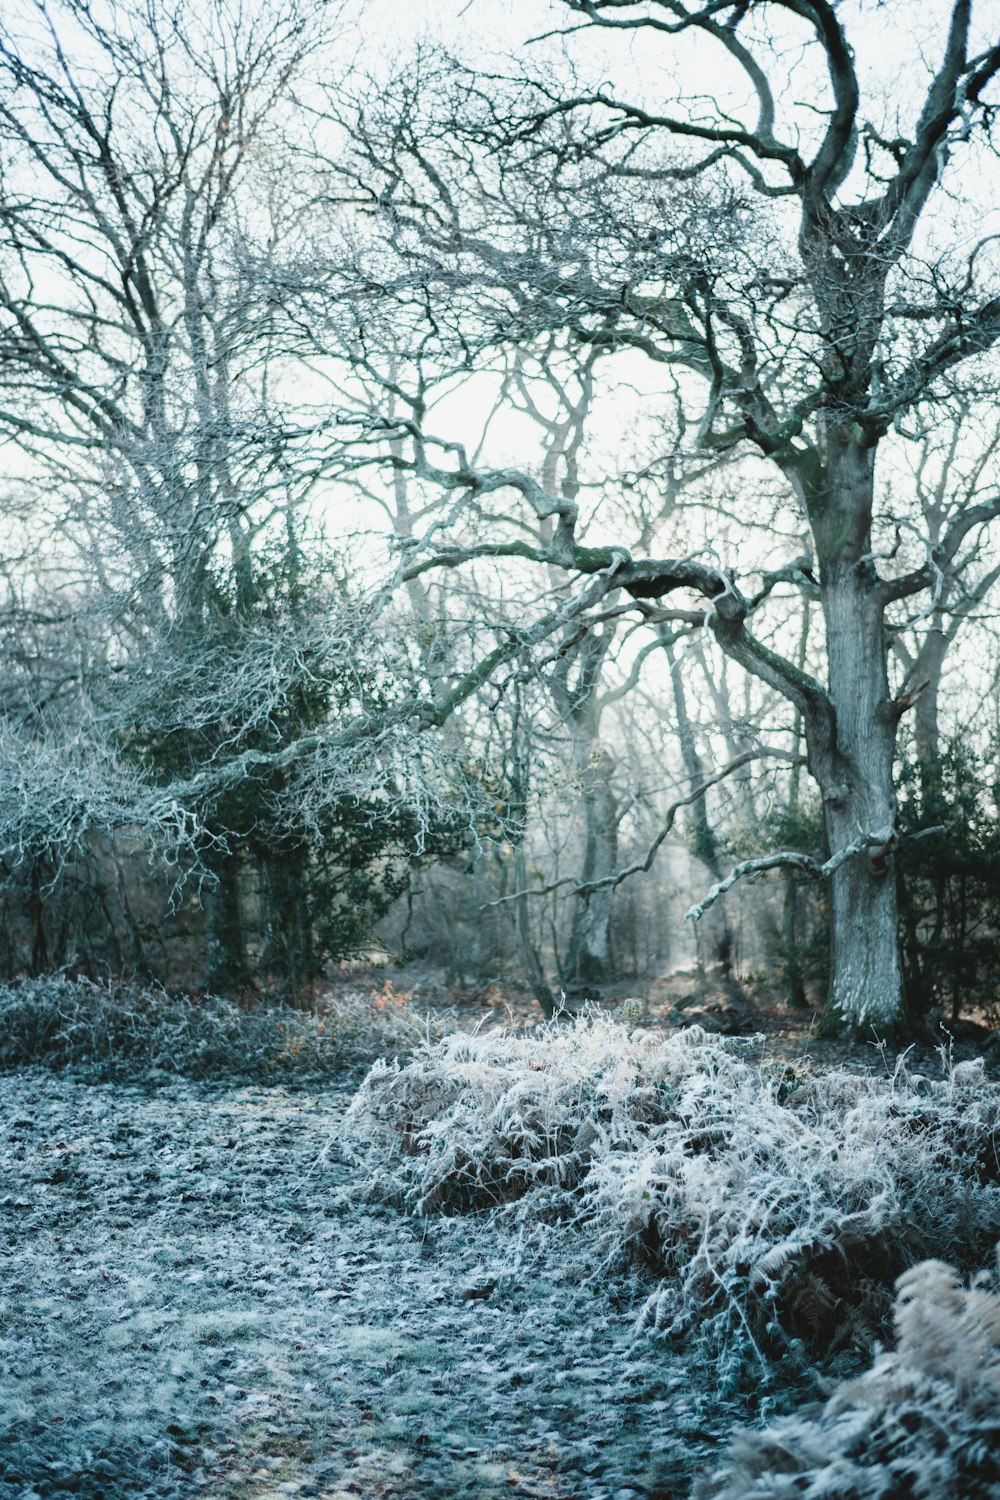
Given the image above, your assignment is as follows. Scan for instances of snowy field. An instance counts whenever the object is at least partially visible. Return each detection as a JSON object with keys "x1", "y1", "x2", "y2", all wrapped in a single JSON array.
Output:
[{"x1": 0, "y1": 1072, "x2": 728, "y2": 1500}]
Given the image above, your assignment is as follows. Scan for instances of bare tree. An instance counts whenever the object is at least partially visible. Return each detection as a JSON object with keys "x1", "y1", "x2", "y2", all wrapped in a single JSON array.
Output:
[
  {"x1": 0, "y1": 0, "x2": 481, "y2": 984},
  {"x1": 3, "y1": 0, "x2": 999, "y2": 1026},
  {"x1": 310, "y1": 0, "x2": 1000, "y2": 1033},
  {"x1": 887, "y1": 399, "x2": 1000, "y2": 1015}
]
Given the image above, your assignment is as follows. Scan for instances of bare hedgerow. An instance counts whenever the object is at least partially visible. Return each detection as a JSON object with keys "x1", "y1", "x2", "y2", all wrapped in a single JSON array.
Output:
[
  {"x1": 342, "y1": 1016, "x2": 1000, "y2": 1376},
  {"x1": 696, "y1": 1255, "x2": 1000, "y2": 1499}
]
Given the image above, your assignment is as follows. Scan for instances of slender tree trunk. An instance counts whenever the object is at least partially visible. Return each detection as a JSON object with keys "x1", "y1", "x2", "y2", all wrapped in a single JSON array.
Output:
[
  {"x1": 260, "y1": 846, "x2": 314, "y2": 992},
  {"x1": 913, "y1": 623, "x2": 949, "y2": 960},
  {"x1": 112, "y1": 845, "x2": 145, "y2": 970},
  {"x1": 203, "y1": 848, "x2": 250, "y2": 991},
  {"x1": 666, "y1": 638, "x2": 735, "y2": 980},
  {"x1": 810, "y1": 437, "x2": 904, "y2": 1034},
  {"x1": 897, "y1": 858, "x2": 926, "y2": 1010},
  {"x1": 783, "y1": 601, "x2": 811, "y2": 1007},
  {"x1": 891, "y1": 620, "x2": 948, "y2": 1015},
  {"x1": 29, "y1": 862, "x2": 49, "y2": 975},
  {"x1": 513, "y1": 843, "x2": 557, "y2": 1017},
  {"x1": 951, "y1": 875, "x2": 967, "y2": 1025},
  {"x1": 547, "y1": 627, "x2": 619, "y2": 999},
  {"x1": 562, "y1": 741, "x2": 618, "y2": 995},
  {"x1": 505, "y1": 726, "x2": 558, "y2": 1017}
]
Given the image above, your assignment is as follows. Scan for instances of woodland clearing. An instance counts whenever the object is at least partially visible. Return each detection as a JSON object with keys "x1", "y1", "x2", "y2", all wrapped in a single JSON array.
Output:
[
  {"x1": 0, "y1": 1068, "x2": 726, "y2": 1500},
  {"x1": 2, "y1": 983, "x2": 999, "y2": 1499}
]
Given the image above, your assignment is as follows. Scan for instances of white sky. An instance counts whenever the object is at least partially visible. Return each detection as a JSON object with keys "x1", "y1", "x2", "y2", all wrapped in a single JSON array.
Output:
[{"x1": 6, "y1": 1, "x2": 1000, "y2": 621}]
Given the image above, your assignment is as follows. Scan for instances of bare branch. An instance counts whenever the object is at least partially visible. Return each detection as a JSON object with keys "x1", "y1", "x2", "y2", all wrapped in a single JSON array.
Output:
[
  {"x1": 483, "y1": 747, "x2": 803, "y2": 909},
  {"x1": 686, "y1": 824, "x2": 898, "y2": 922},
  {"x1": 878, "y1": 495, "x2": 1000, "y2": 603}
]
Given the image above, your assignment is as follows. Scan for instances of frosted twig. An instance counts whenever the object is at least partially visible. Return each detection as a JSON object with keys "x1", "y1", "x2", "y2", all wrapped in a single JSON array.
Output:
[{"x1": 482, "y1": 746, "x2": 804, "y2": 909}]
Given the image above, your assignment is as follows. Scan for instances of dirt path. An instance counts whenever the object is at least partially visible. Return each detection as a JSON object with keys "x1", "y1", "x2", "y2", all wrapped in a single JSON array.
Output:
[{"x1": 0, "y1": 1073, "x2": 734, "y2": 1500}]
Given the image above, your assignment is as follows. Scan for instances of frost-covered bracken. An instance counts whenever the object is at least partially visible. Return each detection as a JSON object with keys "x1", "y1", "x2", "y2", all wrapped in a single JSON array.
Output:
[
  {"x1": 344, "y1": 1016, "x2": 1000, "y2": 1371},
  {"x1": 697, "y1": 1256, "x2": 1000, "y2": 1499},
  {"x1": 0, "y1": 976, "x2": 439, "y2": 1083}
]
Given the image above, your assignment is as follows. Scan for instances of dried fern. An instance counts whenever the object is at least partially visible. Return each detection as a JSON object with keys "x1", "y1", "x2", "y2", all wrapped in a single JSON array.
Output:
[
  {"x1": 343, "y1": 1015, "x2": 1000, "y2": 1373},
  {"x1": 698, "y1": 1254, "x2": 1000, "y2": 1498}
]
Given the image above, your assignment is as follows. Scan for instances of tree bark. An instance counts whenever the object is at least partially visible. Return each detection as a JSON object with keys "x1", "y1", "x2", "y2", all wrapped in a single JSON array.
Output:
[
  {"x1": 259, "y1": 846, "x2": 315, "y2": 992},
  {"x1": 512, "y1": 843, "x2": 558, "y2": 1017},
  {"x1": 666, "y1": 637, "x2": 735, "y2": 981},
  {"x1": 782, "y1": 600, "x2": 812, "y2": 1008},
  {"x1": 203, "y1": 849, "x2": 251, "y2": 991},
  {"x1": 28, "y1": 862, "x2": 49, "y2": 976},
  {"x1": 544, "y1": 622, "x2": 620, "y2": 999},
  {"x1": 562, "y1": 740, "x2": 619, "y2": 995},
  {"x1": 807, "y1": 436, "x2": 905, "y2": 1034}
]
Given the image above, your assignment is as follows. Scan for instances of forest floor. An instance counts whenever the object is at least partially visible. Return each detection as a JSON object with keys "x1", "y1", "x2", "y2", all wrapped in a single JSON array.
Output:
[
  {"x1": 3, "y1": 970, "x2": 997, "y2": 1500},
  {"x1": 0, "y1": 1068, "x2": 749, "y2": 1500}
]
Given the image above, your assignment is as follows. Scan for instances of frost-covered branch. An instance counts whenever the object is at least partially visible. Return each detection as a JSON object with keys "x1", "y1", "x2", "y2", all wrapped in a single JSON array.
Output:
[
  {"x1": 685, "y1": 825, "x2": 898, "y2": 922},
  {"x1": 484, "y1": 747, "x2": 803, "y2": 908}
]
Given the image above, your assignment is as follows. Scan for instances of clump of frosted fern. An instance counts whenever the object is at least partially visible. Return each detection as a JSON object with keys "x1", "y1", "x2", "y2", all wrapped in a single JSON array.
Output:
[
  {"x1": 697, "y1": 1255, "x2": 1000, "y2": 1498},
  {"x1": 0, "y1": 975, "x2": 435, "y2": 1083},
  {"x1": 343, "y1": 1015, "x2": 1000, "y2": 1370}
]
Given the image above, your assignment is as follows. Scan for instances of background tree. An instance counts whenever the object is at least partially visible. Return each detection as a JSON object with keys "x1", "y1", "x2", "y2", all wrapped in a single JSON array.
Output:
[
  {"x1": 0, "y1": 0, "x2": 471, "y2": 987},
  {"x1": 1, "y1": 0, "x2": 998, "y2": 1029}
]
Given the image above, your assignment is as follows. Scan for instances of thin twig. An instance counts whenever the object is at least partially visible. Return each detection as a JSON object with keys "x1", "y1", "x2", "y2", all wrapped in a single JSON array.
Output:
[{"x1": 482, "y1": 747, "x2": 803, "y2": 909}]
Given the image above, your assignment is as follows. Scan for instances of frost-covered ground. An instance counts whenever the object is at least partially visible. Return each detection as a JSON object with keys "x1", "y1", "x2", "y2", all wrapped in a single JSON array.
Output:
[
  {"x1": 7, "y1": 1001, "x2": 999, "y2": 1500},
  {"x1": 0, "y1": 1071, "x2": 739, "y2": 1500}
]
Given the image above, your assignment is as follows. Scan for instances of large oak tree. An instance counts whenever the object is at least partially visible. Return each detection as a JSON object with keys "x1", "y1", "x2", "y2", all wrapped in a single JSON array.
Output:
[{"x1": 320, "y1": 0, "x2": 1000, "y2": 1033}]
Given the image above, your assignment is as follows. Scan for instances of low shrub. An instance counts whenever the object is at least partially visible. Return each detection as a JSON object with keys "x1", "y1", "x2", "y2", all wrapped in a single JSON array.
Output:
[
  {"x1": 697, "y1": 1254, "x2": 1000, "y2": 1498},
  {"x1": 343, "y1": 1015, "x2": 1000, "y2": 1376},
  {"x1": 0, "y1": 975, "x2": 437, "y2": 1084}
]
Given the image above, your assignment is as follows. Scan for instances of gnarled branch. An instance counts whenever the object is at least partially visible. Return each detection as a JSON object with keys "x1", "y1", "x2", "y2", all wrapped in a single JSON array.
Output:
[{"x1": 686, "y1": 824, "x2": 897, "y2": 922}]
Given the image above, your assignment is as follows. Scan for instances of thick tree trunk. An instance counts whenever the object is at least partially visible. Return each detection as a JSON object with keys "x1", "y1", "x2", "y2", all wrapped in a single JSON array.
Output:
[
  {"x1": 824, "y1": 771, "x2": 902, "y2": 1034},
  {"x1": 810, "y1": 437, "x2": 905, "y2": 1034}
]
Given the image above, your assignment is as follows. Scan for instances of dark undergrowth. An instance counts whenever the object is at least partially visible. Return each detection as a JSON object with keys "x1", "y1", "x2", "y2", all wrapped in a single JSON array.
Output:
[{"x1": 0, "y1": 975, "x2": 435, "y2": 1086}]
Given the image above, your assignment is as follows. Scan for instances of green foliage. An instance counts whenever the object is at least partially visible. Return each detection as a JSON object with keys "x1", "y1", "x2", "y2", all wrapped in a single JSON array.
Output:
[
  {"x1": 896, "y1": 739, "x2": 1000, "y2": 1019},
  {"x1": 726, "y1": 794, "x2": 829, "y2": 1001},
  {"x1": 739, "y1": 796, "x2": 826, "y2": 860},
  {"x1": 257, "y1": 791, "x2": 466, "y2": 987},
  {"x1": 109, "y1": 555, "x2": 468, "y2": 990}
]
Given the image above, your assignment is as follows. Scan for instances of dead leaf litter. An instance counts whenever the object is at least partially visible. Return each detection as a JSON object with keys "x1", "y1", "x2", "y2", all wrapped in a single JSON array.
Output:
[{"x1": 0, "y1": 1071, "x2": 734, "y2": 1500}]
